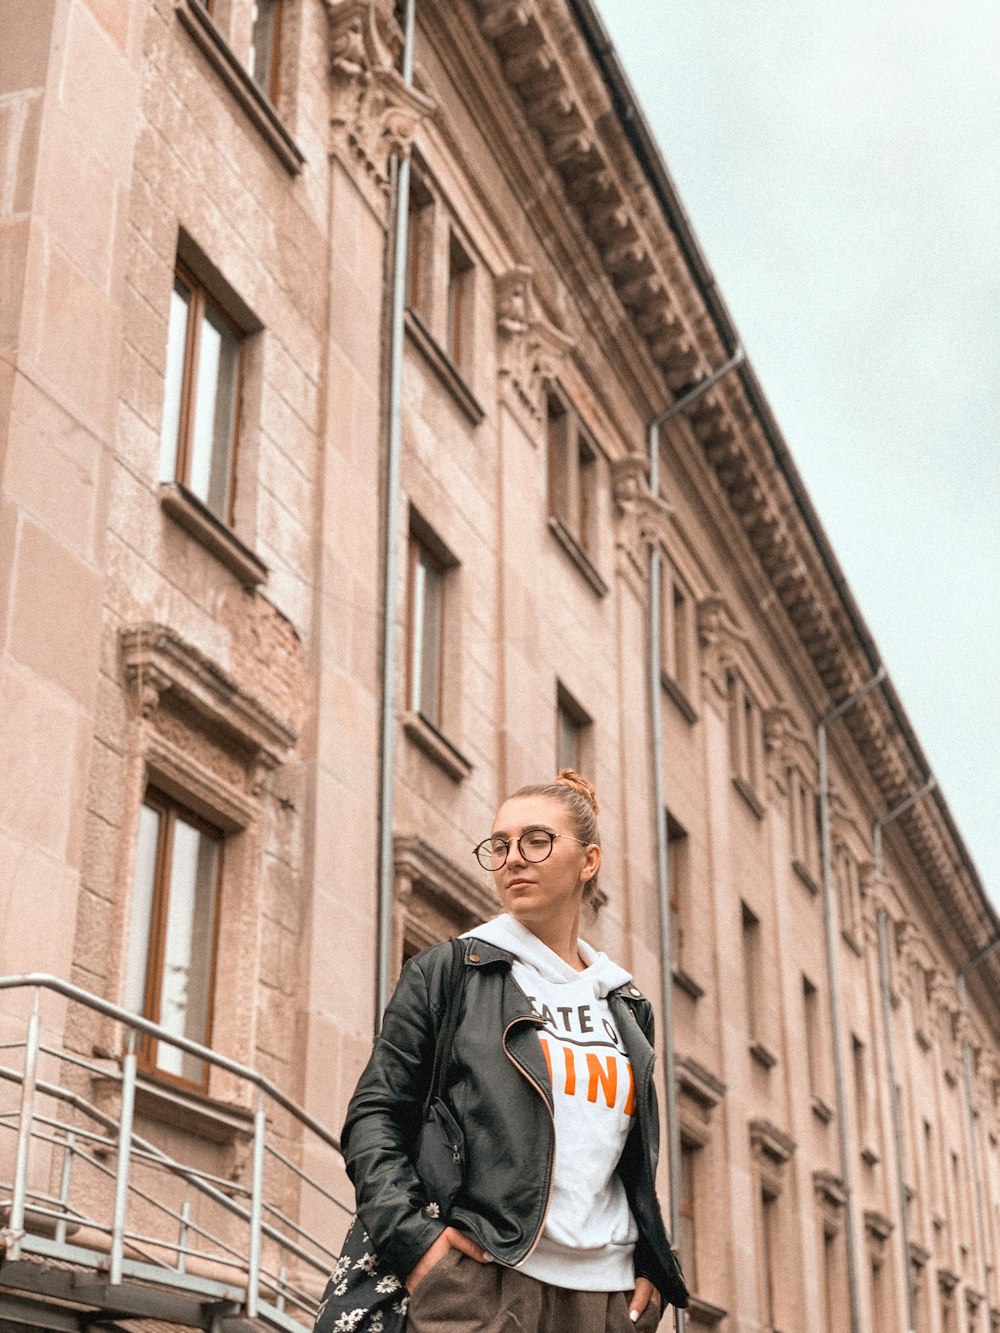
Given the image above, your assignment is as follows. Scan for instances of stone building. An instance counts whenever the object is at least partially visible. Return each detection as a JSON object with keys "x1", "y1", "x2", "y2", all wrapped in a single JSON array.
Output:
[{"x1": 1, "y1": 0, "x2": 998, "y2": 1331}]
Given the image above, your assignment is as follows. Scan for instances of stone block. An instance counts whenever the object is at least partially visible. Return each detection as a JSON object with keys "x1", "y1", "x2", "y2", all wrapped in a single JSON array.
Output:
[
  {"x1": 0, "y1": 832, "x2": 80, "y2": 976},
  {"x1": 60, "y1": 1, "x2": 139, "y2": 180},
  {"x1": 0, "y1": 493, "x2": 17, "y2": 651},
  {"x1": 36, "y1": 243, "x2": 117, "y2": 431},
  {"x1": 40, "y1": 110, "x2": 116, "y2": 289},
  {"x1": 0, "y1": 664, "x2": 77, "y2": 854},
  {"x1": 1, "y1": 0, "x2": 56, "y2": 95},
  {"x1": 9, "y1": 517, "x2": 103, "y2": 709},
  {"x1": 0, "y1": 217, "x2": 31, "y2": 351},
  {"x1": 82, "y1": 0, "x2": 132, "y2": 57},
  {"x1": 4, "y1": 376, "x2": 104, "y2": 559}
]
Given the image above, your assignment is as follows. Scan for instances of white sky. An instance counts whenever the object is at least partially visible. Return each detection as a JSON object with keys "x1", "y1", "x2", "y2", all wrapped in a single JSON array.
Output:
[{"x1": 594, "y1": 0, "x2": 1000, "y2": 907}]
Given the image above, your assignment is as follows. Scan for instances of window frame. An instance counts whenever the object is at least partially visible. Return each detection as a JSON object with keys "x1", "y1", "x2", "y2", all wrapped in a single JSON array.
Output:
[
  {"x1": 249, "y1": 0, "x2": 283, "y2": 104},
  {"x1": 127, "y1": 788, "x2": 225, "y2": 1094},
  {"x1": 727, "y1": 667, "x2": 765, "y2": 814},
  {"x1": 161, "y1": 261, "x2": 245, "y2": 528},
  {"x1": 407, "y1": 533, "x2": 448, "y2": 731}
]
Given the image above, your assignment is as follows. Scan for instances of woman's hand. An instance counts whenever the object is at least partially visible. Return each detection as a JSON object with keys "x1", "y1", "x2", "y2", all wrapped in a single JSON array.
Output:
[
  {"x1": 405, "y1": 1225, "x2": 491, "y2": 1293},
  {"x1": 627, "y1": 1277, "x2": 661, "y2": 1324}
]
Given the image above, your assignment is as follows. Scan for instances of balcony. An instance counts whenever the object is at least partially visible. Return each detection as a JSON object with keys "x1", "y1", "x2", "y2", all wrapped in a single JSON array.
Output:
[{"x1": 0, "y1": 975, "x2": 351, "y2": 1333}]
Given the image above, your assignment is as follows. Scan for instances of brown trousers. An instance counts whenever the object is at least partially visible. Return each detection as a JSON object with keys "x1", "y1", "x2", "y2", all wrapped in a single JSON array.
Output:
[{"x1": 406, "y1": 1249, "x2": 663, "y2": 1333}]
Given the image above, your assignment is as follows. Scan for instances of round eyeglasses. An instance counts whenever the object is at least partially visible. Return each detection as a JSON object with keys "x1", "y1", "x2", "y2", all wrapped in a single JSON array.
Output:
[{"x1": 473, "y1": 830, "x2": 591, "y2": 872}]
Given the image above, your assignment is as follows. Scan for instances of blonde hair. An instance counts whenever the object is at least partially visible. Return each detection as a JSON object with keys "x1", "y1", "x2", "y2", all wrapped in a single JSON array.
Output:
[{"x1": 506, "y1": 769, "x2": 602, "y2": 903}]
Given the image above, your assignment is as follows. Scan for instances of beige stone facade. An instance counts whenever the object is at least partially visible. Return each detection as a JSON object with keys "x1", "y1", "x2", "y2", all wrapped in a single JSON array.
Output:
[{"x1": 1, "y1": 1, "x2": 999, "y2": 1331}]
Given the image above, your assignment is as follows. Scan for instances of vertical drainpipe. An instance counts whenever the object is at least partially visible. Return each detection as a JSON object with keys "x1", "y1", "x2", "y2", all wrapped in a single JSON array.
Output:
[
  {"x1": 957, "y1": 935, "x2": 1000, "y2": 1332},
  {"x1": 375, "y1": 0, "x2": 417, "y2": 1027},
  {"x1": 647, "y1": 346, "x2": 743, "y2": 1331},
  {"x1": 817, "y1": 666, "x2": 886, "y2": 1333},
  {"x1": 872, "y1": 778, "x2": 935, "y2": 1333}
]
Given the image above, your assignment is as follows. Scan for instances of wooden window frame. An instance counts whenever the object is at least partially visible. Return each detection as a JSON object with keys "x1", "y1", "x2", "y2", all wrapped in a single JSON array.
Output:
[
  {"x1": 407, "y1": 533, "x2": 448, "y2": 731},
  {"x1": 162, "y1": 261, "x2": 245, "y2": 527},
  {"x1": 556, "y1": 682, "x2": 591, "y2": 775},
  {"x1": 445, "y1": 229, "x2": 474, "y2": 372},
  {"x1": 132, "y1": 789, "x2": 224, "y2": 1094},
  {"x1": 249, "y1": 0, "x2": 283, "y2": 105}
]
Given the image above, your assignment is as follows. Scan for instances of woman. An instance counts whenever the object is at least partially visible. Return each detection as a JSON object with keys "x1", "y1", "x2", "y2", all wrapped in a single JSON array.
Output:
[{"x1": 341, "y1": 771, "x2": 688, "y2": 1331}]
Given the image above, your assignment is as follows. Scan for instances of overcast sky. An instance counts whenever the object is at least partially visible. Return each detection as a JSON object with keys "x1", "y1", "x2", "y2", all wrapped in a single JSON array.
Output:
[{"x1": 593, "y1": 1, "x2": 1000, "y2": 907}]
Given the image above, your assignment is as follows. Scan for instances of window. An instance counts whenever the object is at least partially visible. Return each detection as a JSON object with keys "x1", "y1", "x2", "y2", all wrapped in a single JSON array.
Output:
[
  {"x1": 821, "y1": 1224, "x2": 847, "y2": 1333},
  {"x1": 852, "y1": 1034, "x2": 870, "y2": 1153},
  {"x1": 661, "y1": 563, "x2": 696, "y2": 711},
  {"x1": 789, "y1": 767, "x2": 819, "y2": 885},
  {"x1": 160, "y1": 265, "x2": 243, "y2": 524},
  {"x1": 742, "y1": 902, "x2": 765, "y2": 1052},
  {"x1": 124, "y1": 792, "x2": 223, "y2": 1088},
  {"x1": 667, "y1": 812, "x2": 688, "y2": 973},
  {"x1": 556, "y1": 684, "x2": 591, "y2": 773},
  {"x1": 679, "y1": 1139, "x2": 699, "y2": 1290},
  {"x1": 248, "y1": 0, "x2": 282, "y2": 102},
  {"x1": 406, "y1": 169, "x2": 434, "y2": 321},
  {"x1": 546, "y1": 388, "x2": 600, "y2": 564},
  {"x1": 408, "y1": 535, "x2": 446, "y2": 730},
  {"x1": 835, "y1": 845, "x2": 861, "y2": 940},
  {"x1": 446, "y1": 231, "x2": 473, "y2": 371},
  {"x1": 760, "y1": 1186, "x2": 779, "y2": 1330},
  {"x1": 804, "y1": 974, "x2": 829, "y2": 1115},
  {"x1": 727, "y1": 669, "x2": 764, "y2": 810}
]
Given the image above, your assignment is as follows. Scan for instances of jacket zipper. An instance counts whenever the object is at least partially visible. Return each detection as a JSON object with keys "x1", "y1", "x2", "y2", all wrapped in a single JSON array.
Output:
[{"x1": 501, "y1": 1013, "x2": 555, "y2": 1262}]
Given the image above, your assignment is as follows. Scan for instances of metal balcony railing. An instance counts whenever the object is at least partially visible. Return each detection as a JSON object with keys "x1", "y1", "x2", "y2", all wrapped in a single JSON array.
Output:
[{"x1": 0, "y1": 975, "x2": 352, "y2": 1333}]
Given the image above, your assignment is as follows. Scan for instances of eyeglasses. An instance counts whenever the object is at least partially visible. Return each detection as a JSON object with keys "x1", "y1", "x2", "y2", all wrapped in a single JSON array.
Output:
[{"x1": 473, "y1": 829, "x2": 592, "y2": 872}]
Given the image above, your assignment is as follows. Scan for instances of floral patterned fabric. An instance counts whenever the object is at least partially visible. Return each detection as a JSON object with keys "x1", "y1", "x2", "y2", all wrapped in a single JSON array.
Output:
[{"x1": 314, "y1": 1217, "x2": 410, "y2": 1333}]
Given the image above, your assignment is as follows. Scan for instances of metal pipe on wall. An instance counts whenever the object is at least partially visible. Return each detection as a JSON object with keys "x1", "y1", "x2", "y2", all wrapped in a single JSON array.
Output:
[
  {"x1": 647, "y1": 346, "x2": 743, "y2": 1332},
  {"x1": 872, "y1": 778, "x2": 935, "y2": 1333},
  {"x1": 375, "y1": 0, "x2": 417, "y2": 1027},
  {"x1": 817, "y1": 667, "x2": 886, "y2": 1333}
]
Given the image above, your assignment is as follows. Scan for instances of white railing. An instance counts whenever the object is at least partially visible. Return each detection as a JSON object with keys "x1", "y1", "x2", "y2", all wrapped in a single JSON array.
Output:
[{"x1": 0, "y1": 975, "x2": 351, "y2": 1333}]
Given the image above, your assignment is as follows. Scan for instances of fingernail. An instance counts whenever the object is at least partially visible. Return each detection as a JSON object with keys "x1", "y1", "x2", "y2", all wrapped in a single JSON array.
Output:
[{"x1": 630, "y1": 1312, "x2": 639, "y2": 1324}]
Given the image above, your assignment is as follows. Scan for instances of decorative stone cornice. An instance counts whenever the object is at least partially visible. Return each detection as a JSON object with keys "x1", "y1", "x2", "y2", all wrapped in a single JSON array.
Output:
[
  {"x1": 470, "y1": 0, "x2": 706, "y2": 390},
  {"x1": 325, "y1": 0, "x2": 435, "y2": 186},
  {"x1": 696, "y1": 594, "x2": 747, "y2": 701},
  {"x1": 393, "y1": 832, "x2": 496, "y2": 923},
  {"x1": 813, "y1": 1169, "x2": 847, "y2": 1213},
  {"x1": 495, "y1": 265, "x2": 574, "y2": 422},
  {"x1": 763, "y1": 704, "x2": 812, "y2": 796},
  {"x1": 749, "y1": 1117, "x2": 796, "y2": 1167},
  {"x1": 121, "y1": 624, "x2": 298, "y2": 773},
  {"x1": 610, "y1": 452, "x2": 672, "y2": 577},
  {"x1": 864, "y1": 1210, "x2": 894, "y2": 1244}
]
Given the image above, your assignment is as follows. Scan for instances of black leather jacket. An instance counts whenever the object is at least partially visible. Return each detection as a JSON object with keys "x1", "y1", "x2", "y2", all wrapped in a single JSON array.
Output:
[{"x1": 341, "y1": 936, "x2": 689, "y2": 1310}]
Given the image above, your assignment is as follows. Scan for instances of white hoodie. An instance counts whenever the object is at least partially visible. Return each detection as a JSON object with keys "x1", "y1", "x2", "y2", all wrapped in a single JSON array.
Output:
[{"x1": 463, "y1": 914, "x2": 639, "y2": 1292}]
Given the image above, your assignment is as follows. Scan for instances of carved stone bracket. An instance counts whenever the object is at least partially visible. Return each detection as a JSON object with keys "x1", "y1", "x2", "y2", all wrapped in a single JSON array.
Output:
[
  {"x1": 609, "y1": 452, "x2": 672, "y2": 577},
  {"x1": 696, "y1": 594, "x2": 747, "y2": 701},
  {"x1": 495, "y1": 265, "x2": 575, "y2": 422},
  {"x1": 325, "y1": 0, "x2": 435, "y2": 186},
  {"x1": 762, "y1": 705, "x2": 806, "y2": 797}
]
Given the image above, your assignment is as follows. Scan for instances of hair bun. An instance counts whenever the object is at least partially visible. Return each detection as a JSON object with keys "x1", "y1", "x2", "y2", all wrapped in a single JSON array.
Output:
[{"x1": 555, "y1": 768, "x2": 600, "y2": 816}]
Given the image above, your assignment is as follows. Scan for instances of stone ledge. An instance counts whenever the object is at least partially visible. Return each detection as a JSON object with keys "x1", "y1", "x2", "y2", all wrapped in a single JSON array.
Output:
[
  {"x1": 792, "y1": 858, "x2": 819, "y2": 895},
  {"x1": 749, "y1": 1040, "x2": 778, "y2": 1072},
  {"x1": 661, "y1": 669, "x2": 697, "y2": 725},
  {"x1": 672, "y1": 966, "x2": 705, "y2": 1001},
  {"x1": 811, "y1": 1094, "x2": 834, "y2": 1125},
  {"x1": 175, "y1": 0, "x2": 305, "y2": 177},
  {"x1": 403, "y1": 710, "x2": 473, "y2": 783},
  {"x1": 732, "y1": 774, "x2": 765, "y2": 821},
  {"x1": 159, "y1": 482, "x2": 268, "y2": 588},
  {"x1": 547, "y1": 516, "x2": 608, "y2": 597},
  {"x1": 406, "y1": 308, "x2": 486, "y2": 426}
]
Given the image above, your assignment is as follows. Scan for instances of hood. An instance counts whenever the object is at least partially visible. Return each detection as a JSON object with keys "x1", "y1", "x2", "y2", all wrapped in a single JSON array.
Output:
[{"x1": 464, "y1": 913, "x2": 632, "y2": 997}]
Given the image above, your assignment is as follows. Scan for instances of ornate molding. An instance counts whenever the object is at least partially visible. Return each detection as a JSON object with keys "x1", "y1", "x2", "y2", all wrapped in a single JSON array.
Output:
[
  {"x1": 120, "y1": 624, "x2": 298, "y2": 774},
  {"x1": 749, "y1": 1117, "x2": 796, "y2": 1167},
  {"x1": 495, "y1": 265, "x2": 575, "y2": 422},
  {"x1": 610, "y1": 452, "x2": 672, "y2": 577},
  {"x1": 696, "y1": 594, "x2": 747, "y2": 701},
  {"x1": 325, "y1": 0, "x2": 435, "y2": 186}
]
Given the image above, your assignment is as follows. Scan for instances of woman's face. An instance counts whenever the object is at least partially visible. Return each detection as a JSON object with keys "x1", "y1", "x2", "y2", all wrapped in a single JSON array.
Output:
[{"x1": 489, "y1": 794, "x2": 600, "y2": 930}]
